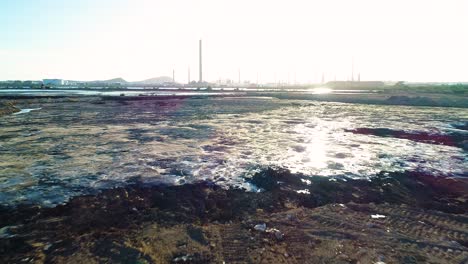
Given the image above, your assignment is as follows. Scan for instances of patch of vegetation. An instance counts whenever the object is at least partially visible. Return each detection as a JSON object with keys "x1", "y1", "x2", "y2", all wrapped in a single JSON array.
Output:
[{"x1": 389, "y1": 83, "x2": 468, "y2": 95}]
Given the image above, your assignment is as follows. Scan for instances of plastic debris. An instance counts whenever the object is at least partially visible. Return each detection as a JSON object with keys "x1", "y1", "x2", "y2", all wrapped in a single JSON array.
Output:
[
  {"x1": 254, "y1": 223, "x2": 267, "y2": 232},
  {"x1": 371, "y1": 214, "x2": 386, "y2": 219}
]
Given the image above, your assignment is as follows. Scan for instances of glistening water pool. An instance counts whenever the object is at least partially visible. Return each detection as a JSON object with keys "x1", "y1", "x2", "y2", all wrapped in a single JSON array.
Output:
[{"x1": 0, "y1": 97, "x2": 466, "y2": 206}]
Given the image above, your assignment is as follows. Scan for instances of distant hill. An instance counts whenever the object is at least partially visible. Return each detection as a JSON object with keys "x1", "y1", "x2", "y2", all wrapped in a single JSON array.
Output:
[
  {"x1": 134, "y1": 76, "x2": 173, "y2": 85},
  {"x1": 103, "y1": 78, "x2": 127, "y2": 83},
  {"x1": 68, "y1": 77, "x2": 174, "y2": 85},
  {"x1": 77, "y1": 78, "x2": 127, "y2": 84},
  {"x1": 93, "y1": 78, "x2": 127, "y2": 83}
]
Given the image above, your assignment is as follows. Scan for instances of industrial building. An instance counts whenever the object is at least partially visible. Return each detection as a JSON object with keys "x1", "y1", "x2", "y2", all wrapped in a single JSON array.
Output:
[{"x1": 43, "y1": 79, "x2": 67, "y2": 86}]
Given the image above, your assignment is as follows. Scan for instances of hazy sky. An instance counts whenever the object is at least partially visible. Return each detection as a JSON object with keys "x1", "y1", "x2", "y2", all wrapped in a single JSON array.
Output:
[{"x1": 1, "y1": 0, "x2": 467, "y2": 83}]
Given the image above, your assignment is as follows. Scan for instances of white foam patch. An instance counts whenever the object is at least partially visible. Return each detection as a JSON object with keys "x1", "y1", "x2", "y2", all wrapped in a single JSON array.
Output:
[{"x1": 13, "y1": 108, "x2": 41, "y2": 115}]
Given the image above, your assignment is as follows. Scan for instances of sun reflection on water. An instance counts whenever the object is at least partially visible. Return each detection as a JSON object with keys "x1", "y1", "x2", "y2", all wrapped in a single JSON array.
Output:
[
  {"x1": 311, "y1": 87, "x2": 332, "y2": 94},
  {"x1": 289, "y1": 123, "x2": 329, "y2": 171}
]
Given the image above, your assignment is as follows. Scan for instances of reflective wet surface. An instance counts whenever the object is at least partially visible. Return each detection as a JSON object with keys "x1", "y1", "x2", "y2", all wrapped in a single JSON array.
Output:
[{"x1": 0, "y1": 97, "x2": 466, "y2": 206}]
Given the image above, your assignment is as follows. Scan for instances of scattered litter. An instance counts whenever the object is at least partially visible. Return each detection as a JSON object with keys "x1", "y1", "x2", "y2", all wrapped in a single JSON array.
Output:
[
  {"x1": 296, "y1": 189, "x2": 310, "y2": 194},
  {"x1": 270, "y1": 229, "x2": 284, "y2": 240},
  {"x1": 371, "y1": 214, "x2": 386, "y2": 219},
  {"x1": 301, "y1": 179, "x2": 312, "y2": 185},
  {"x1": 173, "y1": 254, "x2": 193, "y2": 262},
  {"x1": 254, "y1": 224, "x2": 284, "y2": 240},
  {"x1": 254, "y1": 223, "x2": 267, "y2": 232}
]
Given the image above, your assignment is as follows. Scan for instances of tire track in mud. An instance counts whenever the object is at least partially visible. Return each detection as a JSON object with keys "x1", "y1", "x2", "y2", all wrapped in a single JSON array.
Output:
[
  {"x1": 242, "y1": 201, "x2": 467, "y2": 263},
  {"x1": 380, "y1": 205, "x2": 468, "y2": 231},
  {"x1": 367, "y1": 204, "x2": 468, "y2": 247},
  {"x1": 283, "y1": 204, "x2": 468, "y2": 263},
  {"x1": 218, "y1": 224, "x2": 251, "y2": 263}
]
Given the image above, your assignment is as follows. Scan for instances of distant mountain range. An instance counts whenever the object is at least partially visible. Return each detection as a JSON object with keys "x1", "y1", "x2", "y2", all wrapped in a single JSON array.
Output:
[{"x1": 90, "y1": 76, "x2": 174, "y2": 85}]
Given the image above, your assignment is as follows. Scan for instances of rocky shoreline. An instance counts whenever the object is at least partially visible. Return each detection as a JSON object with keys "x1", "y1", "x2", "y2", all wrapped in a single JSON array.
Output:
[{"x1": 1, "y1": 168, "x2": 467, "y2": 263}]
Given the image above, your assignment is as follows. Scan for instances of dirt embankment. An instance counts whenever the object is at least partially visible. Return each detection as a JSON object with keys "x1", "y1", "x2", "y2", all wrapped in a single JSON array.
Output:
[
  {"x1": 267, "y1": 92, "x2": 468, "y2": 108},
  {"x1": 346, "y1": 127, "x2": 468, "y2": 151},
  {"x1": 0, "y1": 168, "x2": 467, "y2": 263},
  {"x1": 0, "y1": 101, "x2": 19, "y2": 116}
]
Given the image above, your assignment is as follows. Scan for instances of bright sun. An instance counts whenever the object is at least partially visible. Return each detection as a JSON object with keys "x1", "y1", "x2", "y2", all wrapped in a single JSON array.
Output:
[{"x1": 312, "y1": 88, "x2": 332, "y2": 94}]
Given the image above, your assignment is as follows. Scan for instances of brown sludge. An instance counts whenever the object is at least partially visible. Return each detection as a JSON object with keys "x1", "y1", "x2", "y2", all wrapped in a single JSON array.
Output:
[
  {"x1": 0, "y1": 168, "x2": 467, "y2": 263},
  {"x1": 0, "y1": 101, "x2": 19, "y2": 116}
]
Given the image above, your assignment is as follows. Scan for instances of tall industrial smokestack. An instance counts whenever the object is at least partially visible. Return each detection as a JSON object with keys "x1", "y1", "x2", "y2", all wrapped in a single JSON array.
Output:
[{"x1": 199, "y1": 39, "x2": 202, "y2": 83}]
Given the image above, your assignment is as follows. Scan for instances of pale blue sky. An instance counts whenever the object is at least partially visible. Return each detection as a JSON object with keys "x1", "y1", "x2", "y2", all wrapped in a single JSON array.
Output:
[
  {"x1": 2, "y1": 1, "x2": 112, "y2": 48},
  {"x1": 1, "y1": 0, "x2": 467, "y2": 82}
]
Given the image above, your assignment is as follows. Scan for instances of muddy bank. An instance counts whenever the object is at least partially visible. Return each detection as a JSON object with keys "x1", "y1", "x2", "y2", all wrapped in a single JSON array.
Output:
[
  {"x1": 0, "y1": 168, "x2": 467, "y2": 263},
  {"x1": 266, "y1": 92, "x2": 468, "y2": 108},
  {"x1": 2, "y1": 89, "x2": 468, "y2": 108},
  {"x1": 0, "y1": 101, "x2": 19, "y2": 116},
  {"x1": 346, "y1": 127, "x2": 468, "y2": 151}
]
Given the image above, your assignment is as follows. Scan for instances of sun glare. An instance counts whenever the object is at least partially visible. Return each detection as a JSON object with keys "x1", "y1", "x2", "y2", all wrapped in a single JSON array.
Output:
[{"x1": 312, "y1": 87, "x2": 332, "y2": 94}]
